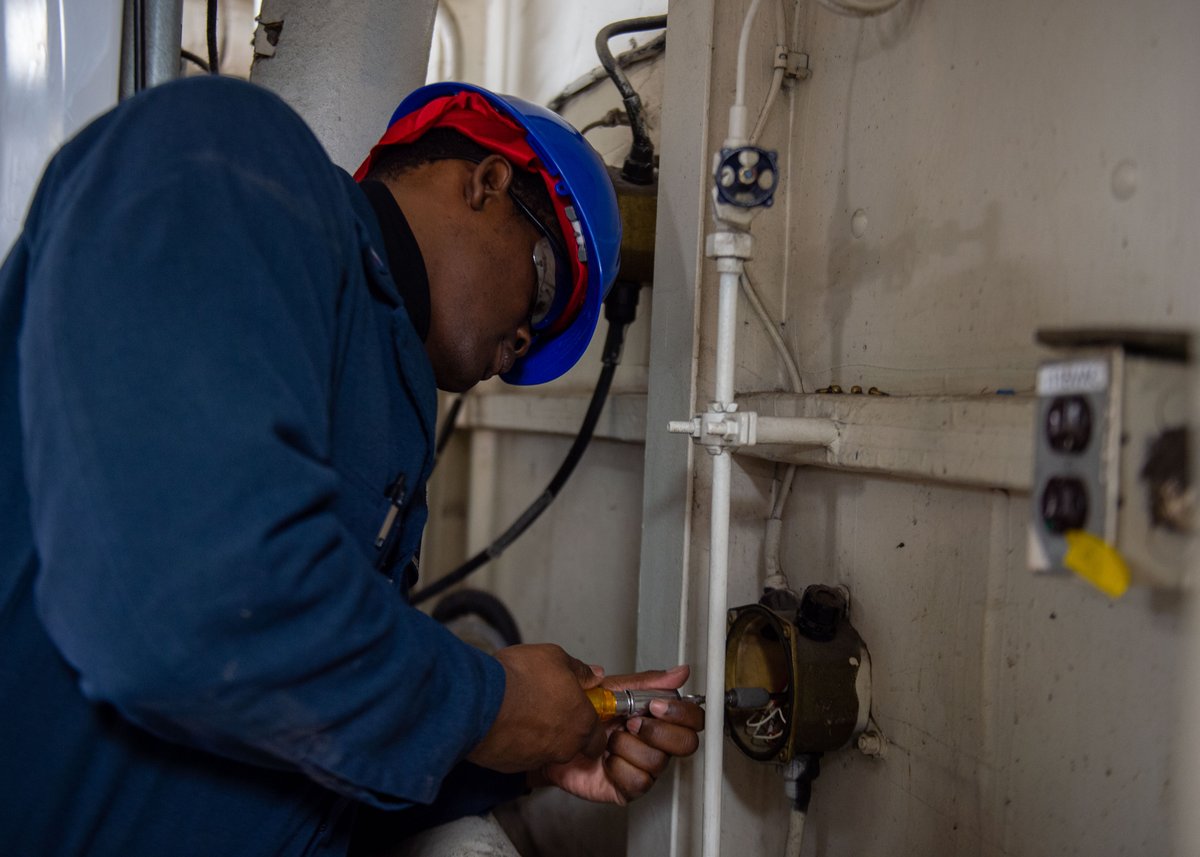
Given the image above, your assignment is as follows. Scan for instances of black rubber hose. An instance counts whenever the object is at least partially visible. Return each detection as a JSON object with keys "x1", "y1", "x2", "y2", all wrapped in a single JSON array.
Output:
[
  {"x1": 434, "y1": 394, "x2": 465, "y2": 460},
  {"x1": 411, "y1": 282, "x2": 641, "y2": 606},
  {"x1": 411, "y1": 361, "x2": 616, "y2": 606},
  {"x1": 595, "y1": 15, "x2": 666, "y2": 185},
  {"x1": 132, "y1": 0, "x2": 146, "y2": 92},
  {"x1": 206, "y1": 0, "x2": 220, "y2": 75},
  {"x1": 431, "y1": 588, "x2": 523, "y2": 647},
  {"x1": 181, "y1": 49, "x2": 210, "y2": 73}
]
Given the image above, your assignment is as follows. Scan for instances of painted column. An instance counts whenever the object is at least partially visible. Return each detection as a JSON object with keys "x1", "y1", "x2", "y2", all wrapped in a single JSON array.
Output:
[{"x1": 249, "y1": 0, "x2": 437, "y2": 170}]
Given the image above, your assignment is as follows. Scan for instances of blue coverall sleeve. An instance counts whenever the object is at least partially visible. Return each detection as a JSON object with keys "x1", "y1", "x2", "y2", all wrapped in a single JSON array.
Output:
[
  {"x1": 355, "y1": 763, "x2": 530, "y2": 846},
  {"x1": 16, "y1": 79, "x2": 506, "y2": 809}
]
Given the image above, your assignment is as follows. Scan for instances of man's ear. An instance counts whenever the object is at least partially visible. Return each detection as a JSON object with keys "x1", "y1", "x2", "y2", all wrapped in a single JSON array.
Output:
[{"x1": 467, "y1": 154, "x2": 515, "y2": 211}]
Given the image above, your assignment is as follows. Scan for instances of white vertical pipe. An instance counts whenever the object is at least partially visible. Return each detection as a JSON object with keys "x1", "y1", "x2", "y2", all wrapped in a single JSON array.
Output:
[
  {"x1": 729, "y1": 0, "x2": 763, "y2": 145},
  {"x1": 702, "y1": 265, "x2": 742, "y2": 857},
  {"x1": 145, "y1": 0, "x2": 184, "y2": 88},
  {"x1": 702, "y1": 449, "x2": 732, "y2": 857},
  {"x1": 705, "y1": 3, "x2": 773, "y2": 847},
  {"x1": 714, "y1": 269, "x2": 741, "y2": 406},
  {"x1": 733, "y1": 0, "x2": 763, "y2": 107},
  {"x1": 483, "y1": 0, "x2": 512, "y2": 93},
  {"x1": 119, "y1": 0, "x2": 184, "y2": 98}
]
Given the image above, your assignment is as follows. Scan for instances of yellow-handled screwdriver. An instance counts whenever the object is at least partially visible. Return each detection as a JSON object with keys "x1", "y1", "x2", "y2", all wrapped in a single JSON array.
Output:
[{"x1": 586, "y1": 687, "x2": 706, "y2": 721}]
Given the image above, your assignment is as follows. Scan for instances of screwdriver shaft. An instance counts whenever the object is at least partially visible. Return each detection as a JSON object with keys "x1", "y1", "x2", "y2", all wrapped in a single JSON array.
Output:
[{"x1": 587, "y1": 688, "x2": 706, "y2": 720}]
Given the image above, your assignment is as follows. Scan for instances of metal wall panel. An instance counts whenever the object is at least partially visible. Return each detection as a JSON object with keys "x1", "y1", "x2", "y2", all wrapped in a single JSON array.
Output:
[
  {"x1": 647, "y1": 0, "x2": 1199, "y2": 854},
  {"x1": 1, "y1": 0, "x2": 122, "y2": 256}
]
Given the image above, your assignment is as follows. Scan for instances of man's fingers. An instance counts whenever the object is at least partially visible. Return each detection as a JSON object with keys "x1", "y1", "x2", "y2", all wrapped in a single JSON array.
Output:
[
  {"x1": 582, "y1": 721, "x2": 608, "y2": 759},
  {"x1": 627, "y1": 716, "x2": 702, "y2": 758},
  {"x1": 602, "y1": 754, "x2": 654, "y2": 804},
  {"x1": 647, "y1": 697, "x2": 706, "y2": 731},
  {"x1": 608, "y1": 729, "x2": 669, "y2": 778},
  {"x1": 602, "y1": 664, "x2": 690, "y2": 692},
  {"x1": 568, "y1": 655, "x2": 605, "y2": 689}
]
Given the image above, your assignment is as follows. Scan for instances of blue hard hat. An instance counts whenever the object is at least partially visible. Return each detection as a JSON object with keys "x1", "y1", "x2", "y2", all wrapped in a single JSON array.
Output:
[{"x1": 388, "y1": 82, "x2": 622, "y2": 386}]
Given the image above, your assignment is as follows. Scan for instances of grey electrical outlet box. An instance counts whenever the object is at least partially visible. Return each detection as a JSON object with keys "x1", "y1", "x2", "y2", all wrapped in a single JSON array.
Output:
[{"x1": 1028, "y1": 333, "x2": 1191, "y2": 589}]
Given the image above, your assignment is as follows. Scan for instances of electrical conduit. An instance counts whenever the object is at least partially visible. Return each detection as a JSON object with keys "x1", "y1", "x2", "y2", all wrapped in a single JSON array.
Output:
[
  {"x1": 702, "y1": 267, "x2": 743, "y2": 857},
  {"x1": 701, "y1": 3, "x2": 792, "y2": 854}
]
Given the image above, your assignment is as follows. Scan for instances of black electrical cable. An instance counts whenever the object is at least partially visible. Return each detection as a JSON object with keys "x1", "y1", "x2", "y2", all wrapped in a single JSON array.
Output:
[
  {"x1": 595, "y1": 15, "x2": 666, "y2": 185},
  {"x1": 411, "y1": 281, "x2": 641, "y2": 607},
  {"x1": 132, "y1": 0, "x2": 147, "y2": 92},
  {"x1": 412, "y1": 363, "x2": 615, "y2": 606},
  {"x1": 430, "y1": 589, "x2": 523, "y2": 647},
  {"x1": 181, "y1": 49, "x2": 210, "y2": 73},
  {"x1": 434, "y1": 394, "x2": 465, "y2": 460},
  {"x1": 579, "y1": 108, "x2": 630, "y2": 137},
  {"x1": 206, "y1": 0, "x2": 220, "y2": 75}
]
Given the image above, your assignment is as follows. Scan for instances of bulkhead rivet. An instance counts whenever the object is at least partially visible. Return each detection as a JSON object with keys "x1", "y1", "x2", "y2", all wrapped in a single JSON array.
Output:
[
  {"x1": 1111, "y1": 159, "x2": 1137, "y2": 201},
  {"x1": 851, "y1": 208, "x2": 869, "y2": 238}
]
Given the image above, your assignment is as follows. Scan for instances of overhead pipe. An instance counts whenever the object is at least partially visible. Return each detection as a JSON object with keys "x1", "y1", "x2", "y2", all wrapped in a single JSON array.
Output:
[
  {"x1": 754, "y1": 416, "x2": 839, "y2": 448},
  {"x1": 430, "y1": 2, "x2": 464, "y2": 82},
  {"x1": 120, "y1": 0, "x2": 185, "y2": 99},
  {"x1": 249, "y1": 0, "x2": 439, "y2": 171}
]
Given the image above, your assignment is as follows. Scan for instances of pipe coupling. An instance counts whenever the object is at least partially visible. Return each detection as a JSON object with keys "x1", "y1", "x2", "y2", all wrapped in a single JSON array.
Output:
[{"x1": 705, "y1": 230, "x2": 754, "y2": 261}]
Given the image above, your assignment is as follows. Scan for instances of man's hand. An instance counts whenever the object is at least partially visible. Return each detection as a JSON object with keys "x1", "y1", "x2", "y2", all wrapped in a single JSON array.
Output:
[
  {"x1": 467, "y1": 644, "x2": 606, "y2": 773},
  {"x1": 537, "y1": 664, "x2": 704, "y2": 805}
]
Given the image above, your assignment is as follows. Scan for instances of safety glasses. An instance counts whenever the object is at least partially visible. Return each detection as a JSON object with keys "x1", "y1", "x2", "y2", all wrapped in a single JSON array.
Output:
[{"x1": 509, "y1": 191, "x2": 572, "y2": 334}]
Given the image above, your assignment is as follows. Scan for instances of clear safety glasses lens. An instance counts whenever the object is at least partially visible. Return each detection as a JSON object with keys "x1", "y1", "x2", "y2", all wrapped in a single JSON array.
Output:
[
  {"x1": 510, "y1": 191, "x2": 571, "y2": 333},
  {"x1": 531, "y1": 236, "x2": 557, "y2": 326}
]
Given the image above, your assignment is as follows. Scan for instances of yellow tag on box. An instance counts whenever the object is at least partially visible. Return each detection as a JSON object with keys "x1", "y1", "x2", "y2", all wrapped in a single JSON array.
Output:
[{"x1": 1063, "y1": 530, "x2": 1132, "y2": 598}]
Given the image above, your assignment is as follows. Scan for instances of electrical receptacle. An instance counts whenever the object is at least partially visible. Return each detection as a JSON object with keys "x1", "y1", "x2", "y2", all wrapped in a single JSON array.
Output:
[{"x1": 1028, "y1": 334, "x2": 1191, "y2": 589}]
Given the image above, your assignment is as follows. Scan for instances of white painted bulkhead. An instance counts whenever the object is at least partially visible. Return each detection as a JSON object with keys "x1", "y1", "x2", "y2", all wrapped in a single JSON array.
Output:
[
  {"x1": 425, "y1": 0, "x2": 1199, "y2": 855},
  {"x1": 643, "y1": 1, "x2": 1198, "y2": 854}
]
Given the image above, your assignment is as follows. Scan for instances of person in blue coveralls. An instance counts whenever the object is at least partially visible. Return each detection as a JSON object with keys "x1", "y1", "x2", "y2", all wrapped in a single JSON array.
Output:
[{"x1": 0, "y1": 75, "x2": 702, "y2": 856}]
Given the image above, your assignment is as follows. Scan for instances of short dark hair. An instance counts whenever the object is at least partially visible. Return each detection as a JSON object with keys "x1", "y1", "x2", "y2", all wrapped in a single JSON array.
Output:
[{"x1": 365, "y1": 127, "x2": 560, "y2": 244}]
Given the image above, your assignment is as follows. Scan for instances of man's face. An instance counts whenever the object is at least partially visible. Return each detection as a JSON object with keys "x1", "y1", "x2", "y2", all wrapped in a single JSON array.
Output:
[{"x1": 422, "y1": 180, "x2": 540, "y2": 392}]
